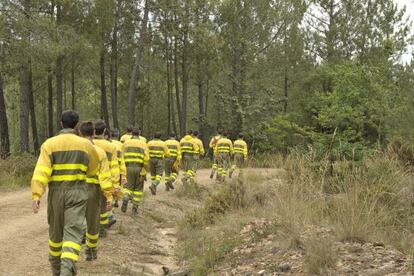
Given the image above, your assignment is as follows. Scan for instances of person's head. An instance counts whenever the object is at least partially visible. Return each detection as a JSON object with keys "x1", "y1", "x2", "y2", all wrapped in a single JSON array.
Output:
[
  {"x1": 170, "y1": 132, "x2": 176, "y2": 139},
  {"x1": 111, "y1": 128, "x2": 120, "y2": 139},
  {"x1": 132, "y1": 126, "x2": 140, "y2": 136},
  {"x1": 222, "y1": 130, "x2": 228, "y2": 137},
  {"x1": 104, "y1": 129, "x2": 110, "y2": 139},
  {"x1": 217, "y1": 128, "x2": 223, "y2": 135},
  {"x1": 126, "y1": 125, "x2": 133, "y2": 133},
  {"x1": 193, "y1": 130, "x2": 199, "y2": 138},
  {"x1": 79, "y1": 121, "x2": 95, "y2": 138},
  {"x1": 187, "y1": 130, "x2": 193, "y2": 136},
  {"x1": 94, "y1": 119, "x2": 106, "y2": 135},
  {"x1": 154, "y1": 131, "x2": 162, "y2": 139},
  {"x1": 61, "y1": 110, "x2": 79, "y2": 129},
  {"x1": 238, "y1": 133, "x2": 245, "y2": 139}
]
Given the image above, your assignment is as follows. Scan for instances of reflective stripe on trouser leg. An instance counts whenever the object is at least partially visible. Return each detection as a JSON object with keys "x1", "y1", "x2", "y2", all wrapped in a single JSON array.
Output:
[
  {"x1": 132, "y1": 191, "x2": 143, "y2": 206},
  {"x1": 155, "y1": 175, "x2": 162, "y2": 185},
  {"x1": 171, "y1": 173, "x2": 178, "y2": 181},
  {"x1": 86, "y1": 232, "x2": 99, "y2": 248},
  {"x1": 49, "y1": 239, "x2": 63, "y2": 257},
  {"x1": 100, "y1": 212, "x2": 109, "y2": 226},
  {"x1": 212, "y1": 163, "x2": 218, "y2": 170},
  {"x1": 123, "y1": 188, "x2": 132, "y2": 201},
  {"x1": 61, "y1": 241, "x2": 81, "y2": 261}
]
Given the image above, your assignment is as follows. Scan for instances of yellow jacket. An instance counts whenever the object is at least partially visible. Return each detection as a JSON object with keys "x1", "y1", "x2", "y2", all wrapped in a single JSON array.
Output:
[
  {"x1": 194, "y1": 138, "x2": 205, "y2": 156},
  {"x1": 93, "y1": 137, "x2": 121, "y2": 185},
  {"x1": 233, "y1": 139, "x2": 248, "y2": 159},
  {"x1": 122, "y1": 137, "x2": 149, "y2": 166},
  {"x1": 209, "y1": 135, "x2": 222, "y2": 149},
  {"x1": 165, "y1": 139, "x2": 181, "y2": 160},
  {"x1": 87, "y1": 144, "x2": 113, "y2": 202},
  {"x1": 120, "y1": 134, "x2": 132, "y2": 143},
  {"x1": 147, "y1": 139, "x2": 169, "y2": 159},
  {"x1": 180, "y1": 135, "x2": 199, "y2": 156},
  {"x1": 111, "y1": 139, "x2": 126, "y2": 183},
  {"x1": 214, "y1": 137, "x2": 233, "y2": 156},
  {"x1": 31, "y1": 129, "x2": 99, "y2": 200}
]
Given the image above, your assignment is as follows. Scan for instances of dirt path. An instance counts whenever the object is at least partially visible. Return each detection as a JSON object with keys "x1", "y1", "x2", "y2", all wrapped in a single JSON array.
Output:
[{"x1": 0, "y1": 169, "x2": 222, "y2": 276}]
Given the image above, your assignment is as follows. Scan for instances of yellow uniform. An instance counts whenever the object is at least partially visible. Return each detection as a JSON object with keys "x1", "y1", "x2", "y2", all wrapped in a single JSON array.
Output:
[
  {"x1": 147, "y1": 139, "x2": 169, "y2": 190},
  {"x1": 122, "y1": 137, "x2": 149, "y2": 210},
  {"x1": 179, "y1": 135, "x2": 199, "y2": 183},
  {"x1": 214, "y1": 137, "x2": 233, "y2": 181},
  {"x1": 111, "y1": 139, "x2": 126, "y2": 200},
  {"x1": 230, "y1": 139, "x2": 248, "y2": 177},
  {"x1": 193, "y1": 137, "x2": 204, "y2": 174},
  {"x1": 31, "y1": 128, "x2": 99, "y2": 275},
  {"x1": 120, "y1": 133, "x2": 132, "y2": 143},
  {"x1": 164, "y1": 139, "x2": 181, "y2": 187},
  {"x1": 92, "y1": 137, "x2": 119, "y2": 229},
  {"x1": 209, "y1": 134, "x2": 222, "y2": 178}
]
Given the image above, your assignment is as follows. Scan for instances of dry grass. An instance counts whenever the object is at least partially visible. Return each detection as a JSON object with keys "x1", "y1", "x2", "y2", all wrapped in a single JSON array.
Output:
[
  {"x1": 0, "y1": 154, "x2": 36, "y2": 188},
  {"x1": 177, "y1": 149, "x2": 414, "y2": 274}
]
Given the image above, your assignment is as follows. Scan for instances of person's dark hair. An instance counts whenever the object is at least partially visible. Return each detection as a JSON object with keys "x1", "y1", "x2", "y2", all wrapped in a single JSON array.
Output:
[
  {"x1": 111, "y1": 128, "x2": 120, "y2": 138},
  {"x1": 126, "y1": 125, "x2": 133, "y2": 133},
  {"x1": 217, "y1": 128, "x2": 223, "y2": 135},
  {"x1": 61, "y1": 110, "x2": 79, "y2": 129},
  {"x1": 132, "y1": 127, "x2": 140, "y2": 136},
  {"x1": 170, "y1": 132, "x2": 176, "y2": 138},
  {"x1": 79, "y1": 121, "x2": 94, "y2": 137},
  {"x1": 222, "y1": 130, "x2": 228, "y2": 137},
  {"x1": 238, "y1": 133, "x2": 245, "y2": 139},
  {"x1": 187, "y1": 130, "x2": 193, "y2": 135},
  {"x1": 193, "y1": 130, "x2": 199, "y2": 137},
  {"x1": 154, "y1": 131, "x2": 162, "y2": 139},
  {"x1": 94, "y1": 119, "x2": 106, "y2": 135}
]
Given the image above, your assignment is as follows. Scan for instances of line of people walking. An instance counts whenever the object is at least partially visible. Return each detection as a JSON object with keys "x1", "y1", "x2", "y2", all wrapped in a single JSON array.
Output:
[{"x1": 31, "y1": 110, "x2": 248, "y2": 276}]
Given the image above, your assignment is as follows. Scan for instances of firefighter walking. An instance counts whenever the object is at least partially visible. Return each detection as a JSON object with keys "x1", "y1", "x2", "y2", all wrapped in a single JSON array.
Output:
[
  {"x1": 229, "y1": 133, "x2": 248, "y2": 178},
  {"x1": 209, "y1": 129, "x2": 222, "y2": 179},
  {"x1": 180, "y1": 130, "x2": 199, "y2": 184},
  {"x1": 79, "y1": 121, "x2": 113, "y2": 261},
  {"x1": 31, "y1": 110, "x2": 99, "y2": 276},
  {"x1": 121, "y1": 127, "x2": 149, "y2": 215},
  {"x1": 214, "y1": 131, "x2": 233, "y2": 182},
  {"x1": 147, "y1": 132, "x2": 169, "y2": 195},
  {"x1": 165, "y1": 133, "x2": 181, "y2": 191}
]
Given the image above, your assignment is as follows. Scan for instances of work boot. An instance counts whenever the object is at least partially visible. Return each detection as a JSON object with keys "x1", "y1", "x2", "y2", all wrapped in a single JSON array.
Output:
[
  {"x1": 99, "y1": 228, "x2": 107, "y2": 238},
  {"x1": 132, "y1": 206, "x2": 139, "y2": 216},
  {"x1": 114, "y1": 199, "x2": 119, "y2": 208},
  {"x1": 166, "y1": 181, "x2": 174, "y2": 191},
  {"x1": 121, "y1": 199, "x2": 128, "y2": 213},
  {"x1": 108, "y1": 213, "x2": 117, "y2": 228},
  {"x1": 166, "y1": 183, "x2": 170, "y2": 192},
  {"x1": 210, "y1": 171, "x2": 214, "y2": 179},
  {"x1": 229, "y1": 170, "x2": 233, "y2": 179},
  {"x1": 91, "y1": 248, "x2": 98, "y2": 260},
  {"x1": 85, "y1": 248, "x2": 93, "y2": 261},
  {"x1": 149, "y1": 183, "x2": 157, "y2": 195}
]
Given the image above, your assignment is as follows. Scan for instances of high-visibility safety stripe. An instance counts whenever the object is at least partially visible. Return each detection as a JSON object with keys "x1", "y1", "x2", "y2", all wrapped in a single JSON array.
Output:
[
  {"x1": 51, "y1": 174, "x2": 86, "y2": 182},
  {"x1": 133, "y1": 191, "x2": 143, "y2": 195},
  {"x1": 133, "y1": 197, "x2": 142, "y2": 202},
  {"x1": 35, "y1": 165, "x2": 52, "y2": 175},
  {"x1": 100, "y1": 181, "x2": 113, "y2": 189},
  {"x1": 52, "y1": 163, "x2": 88, "y2": 172},
  {"x1": 124, "y1": 158, "x2": 144, "y2": 163},
  {"x1": 62, "y1": 241, "x2": 81, "y2": 251},
  {"x1": 32, "y1": 175, "x2": 49, "y2": 184},
  {"x1": 86, "y1": 232, "x2": 99, "y2": 240},
  {"x1": 61, "y1": 252, "x2": 79, "y2": 261},
  {"x1": 110, "y1": 160, "x2": 118, "y2": 166},
  {"x1": 86, "y1": 240, "x2": 98, "y2": 248},
  {"x1": 100, "y1": 219, "x2": 109, "y2": 224},
  {"x1": 49, "y1": 249, "x2": 62, "y2": 257},
  {"x1": 123, "y1": 188, "x2": 132, "y2": 195},
  {"x1": 86, "y1": 177, "x2": 99, "y2": 184},
  {"x1": 124, "y1": 152, "x2": 145, "y2": 158},
  {"x1": 100, "y1": 212, "x2": 108, "y2": 218},
  {"x1": 49, "y1": 240, "x2": 63, "y2": 247}
]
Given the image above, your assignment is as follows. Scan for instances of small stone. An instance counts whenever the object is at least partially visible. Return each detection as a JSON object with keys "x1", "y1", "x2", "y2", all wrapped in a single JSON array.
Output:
[
  {"x1": 258, "y1": 270, "x2": 266, "y2": 275},
  {"x1": 277, "y1": 264, "x2": 291, "y2": 272},
  {"x1": 373, "y1": 242, "x2": 385, "y2": 247}
]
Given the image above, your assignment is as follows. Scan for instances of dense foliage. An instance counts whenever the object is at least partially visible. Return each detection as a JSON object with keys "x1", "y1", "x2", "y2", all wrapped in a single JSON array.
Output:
[{"x1": 0, "y1": 0, "x2": 413, "y2": 157}]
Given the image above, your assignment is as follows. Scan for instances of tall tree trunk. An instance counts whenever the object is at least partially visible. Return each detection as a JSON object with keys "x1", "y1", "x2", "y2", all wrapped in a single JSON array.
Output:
[
  {"x1": 56, "y1": 4, "x2": 63, "y2": 130},
  {"x1": 47, "y1": 67, "x2": 54, "y2": 137},
  {"x1": 127, "y1": 0, "x2": 149, "y2": 126},
  {"x1": 28, "y1": 61, "x2": 39, "y2": 154},
  {"x1": 197, "y1": 64, "x2": 206, "y2": 140},
  {"x1": 110, "y1": 0, "x2": 120, "y2": 129},
  {"x1": 71, "y1": 59, "x2": 75, "y2": 110},
  {"x1": 173, "y1": 35, "x2": 183, "y2": 136},
  {"x1": 19, "y1": 63, "x2": 30, "y2": 152},
  {"x1": 180, "y1": 5, "x2": 190, "y2": 136},
  {"x1": 100, "y1": 45, "x2": 110, "y2": 128},
  {"x1": 0, "y1": 71, "x2": 10, "y2": 158}
]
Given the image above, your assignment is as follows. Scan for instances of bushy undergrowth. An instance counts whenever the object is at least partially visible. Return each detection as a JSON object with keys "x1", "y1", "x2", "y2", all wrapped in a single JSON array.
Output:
[
  {"x1": 177, "y1": 148, "x2": 414, "y2": 275},
  {"x1": 0, "y1": 154, "x2": 36, "y2": 188}
]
